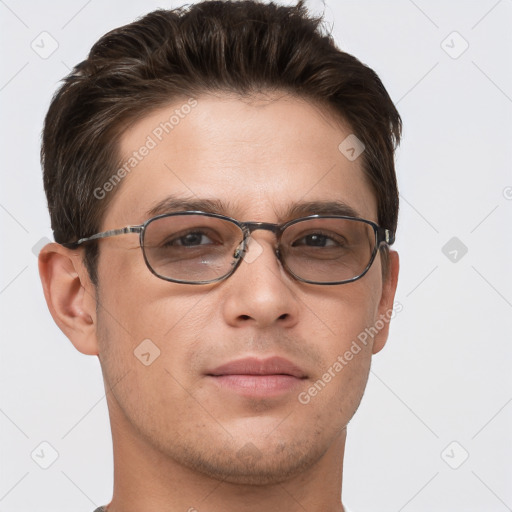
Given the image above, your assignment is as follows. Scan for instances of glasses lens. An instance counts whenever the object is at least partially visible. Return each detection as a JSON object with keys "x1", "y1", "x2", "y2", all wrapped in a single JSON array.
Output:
[
  {"x1": 143, "y1": 214, "x2": 244, "y2": 283},
  {"x1": 280, "y1": 217, "x2": 376, "y2": 283}
]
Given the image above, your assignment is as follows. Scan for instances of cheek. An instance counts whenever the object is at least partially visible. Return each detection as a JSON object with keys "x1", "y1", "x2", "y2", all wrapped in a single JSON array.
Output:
[
  {"x1": 95, "y1": 291, "x2": 202, "y2": 437},
  {"x1": 309, "y1": 273, "x2": 381, "y2": 350},
  {"x1": 319, "y1": 296, "x2": 376, "y2": 376},
  {"x1": 95, "y1": 252, "x2": 217, "y2": 388},
  {"x1": 96, "y1": 244, "x2": 195, "y2": 335},
  {"x1": 299, "y1": 318, "x2": 374, "y2": 429},
  {"x1": 298, "y1": 280, "x2": 381, "y2": 408}
]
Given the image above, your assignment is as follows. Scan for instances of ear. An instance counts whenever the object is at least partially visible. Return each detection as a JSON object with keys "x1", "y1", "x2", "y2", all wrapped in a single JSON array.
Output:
[
  {"x1": 38, "y1": 243, "x2": 99, "y2": 355},
  {"x1": 372, "y1": 250, "x2": 399, "y2": 354}
]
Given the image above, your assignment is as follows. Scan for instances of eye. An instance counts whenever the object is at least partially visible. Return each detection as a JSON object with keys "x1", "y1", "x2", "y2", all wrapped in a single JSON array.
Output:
[
  {"x1": 163, "y1": 230, "x2": 217, "y2": 248},
  {"x1": 292, "y1": 232, "x2": 345, "y2": 248}
]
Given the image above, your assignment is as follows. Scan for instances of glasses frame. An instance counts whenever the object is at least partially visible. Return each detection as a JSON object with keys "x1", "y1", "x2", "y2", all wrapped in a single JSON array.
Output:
[{"x1": 63, "y1": 210, "x2": 395, "y2": 285}]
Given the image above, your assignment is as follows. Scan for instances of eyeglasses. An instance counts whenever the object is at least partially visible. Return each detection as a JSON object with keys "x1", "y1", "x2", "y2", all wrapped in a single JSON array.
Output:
[{"x1": 64, "y1": 211, "x2": 395, "y2": 285}]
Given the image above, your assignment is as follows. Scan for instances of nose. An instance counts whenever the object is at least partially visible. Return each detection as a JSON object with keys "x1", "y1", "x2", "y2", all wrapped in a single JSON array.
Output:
[{"x1": 221, "y1": 233, "x2": 300, "y2": 329}]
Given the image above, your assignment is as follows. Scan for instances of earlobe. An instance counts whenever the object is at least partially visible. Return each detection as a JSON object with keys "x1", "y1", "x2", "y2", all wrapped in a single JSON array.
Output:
[
  {"x1": 372, "y1": 250, "x2": 399, "y2": 355},
  {"x1": 38, "y1": 243, "x2": 99, "y2": 355}
]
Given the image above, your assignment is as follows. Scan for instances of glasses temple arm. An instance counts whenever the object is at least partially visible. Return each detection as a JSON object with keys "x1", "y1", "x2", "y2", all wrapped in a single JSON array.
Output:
[
  {"x1": 377, "y1": 227, "x2": 395, "y2": 246},
  {"x1": 62, "y1": 226, "x2": 143, "y2": 248}
]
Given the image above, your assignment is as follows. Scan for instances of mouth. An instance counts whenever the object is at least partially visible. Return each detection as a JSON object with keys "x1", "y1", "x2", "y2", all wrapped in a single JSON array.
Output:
[{"x1": 205, "y1": 356, "x2": 308, "y2": 397}]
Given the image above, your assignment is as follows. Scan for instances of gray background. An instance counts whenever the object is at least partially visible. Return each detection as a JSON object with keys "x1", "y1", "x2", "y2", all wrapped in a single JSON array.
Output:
[{"x1": 0, "y1": 0, "x2": 511, "y2": 511}]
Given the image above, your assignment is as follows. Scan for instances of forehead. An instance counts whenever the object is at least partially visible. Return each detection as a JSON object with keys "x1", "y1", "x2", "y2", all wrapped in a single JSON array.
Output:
[{"x1": 105, "y1": 92, "x2": 377, "y2": 227}]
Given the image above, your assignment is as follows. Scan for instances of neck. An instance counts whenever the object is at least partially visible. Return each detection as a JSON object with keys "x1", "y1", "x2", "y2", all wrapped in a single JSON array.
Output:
[{"x1": 104, "y1": 400, "x2": 347, "y2": 512}]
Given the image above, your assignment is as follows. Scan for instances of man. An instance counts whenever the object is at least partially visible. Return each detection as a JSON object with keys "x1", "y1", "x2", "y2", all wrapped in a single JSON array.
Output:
[{"x1": 38, "y1": 1, "x2": 401, "y2": 510}]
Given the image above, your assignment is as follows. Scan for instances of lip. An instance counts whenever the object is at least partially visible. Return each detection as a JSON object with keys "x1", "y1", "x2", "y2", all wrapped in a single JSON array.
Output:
[
  {"x1": 207, "y1": 356, "x2": 307, "y2": 378},
  {"x1": 206, "y1": 356, "x2": 307, "y2": 398}
]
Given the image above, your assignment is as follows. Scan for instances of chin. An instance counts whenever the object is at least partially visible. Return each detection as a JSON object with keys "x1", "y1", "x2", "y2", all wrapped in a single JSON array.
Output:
[{"x1": 170, "y1": 436, "x2": 327, "y2": 486}]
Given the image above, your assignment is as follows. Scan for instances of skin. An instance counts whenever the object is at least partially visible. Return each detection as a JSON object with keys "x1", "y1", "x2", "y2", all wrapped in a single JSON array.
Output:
[{"x1": 39, "y1": 92, "x2": 399, "y2": 512}]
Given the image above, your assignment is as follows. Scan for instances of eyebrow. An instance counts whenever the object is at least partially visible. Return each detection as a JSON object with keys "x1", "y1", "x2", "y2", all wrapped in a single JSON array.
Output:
[{"x1": 145, "y1": 195, "x2": 362, "y2": 221}]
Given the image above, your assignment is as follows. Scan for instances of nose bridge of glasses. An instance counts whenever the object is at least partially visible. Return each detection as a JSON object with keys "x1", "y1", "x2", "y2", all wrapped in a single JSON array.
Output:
[
  {"x1": 243, "y1": 221, "x2": 281, "y2": 235},
  {"x1": 242, "y1": 221, "x2": 282, "y2": 248},
  {"x1": 235, "y1": 222, "x2": 282, "y2": 261}
]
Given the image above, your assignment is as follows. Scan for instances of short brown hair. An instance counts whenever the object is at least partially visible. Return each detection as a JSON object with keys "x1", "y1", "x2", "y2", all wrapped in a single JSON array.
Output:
[{"x1": 42, "y1": 0, "x2": 401, "y2": 284}]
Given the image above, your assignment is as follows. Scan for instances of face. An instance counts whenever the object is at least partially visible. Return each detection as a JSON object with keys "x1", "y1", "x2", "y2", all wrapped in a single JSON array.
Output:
[{"x1": 92, "y1": 92, "x2": 395, "y2": 484}]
